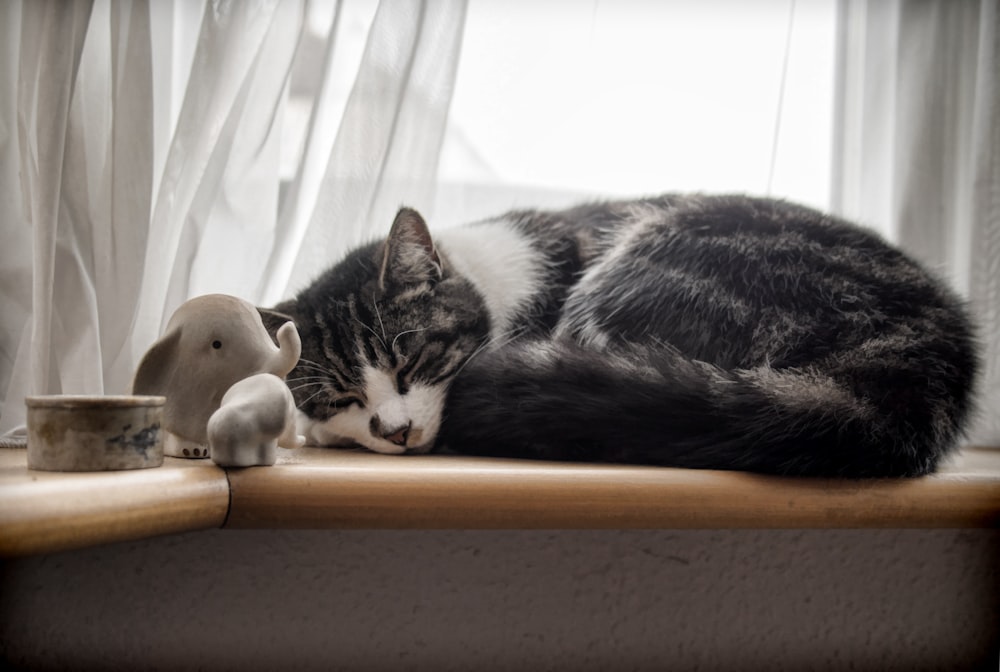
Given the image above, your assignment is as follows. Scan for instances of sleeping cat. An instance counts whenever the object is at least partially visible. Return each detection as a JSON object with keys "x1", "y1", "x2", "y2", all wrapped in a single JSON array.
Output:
[{"x1": 264, "y1": 194, "x2": 978, "y2": 477}]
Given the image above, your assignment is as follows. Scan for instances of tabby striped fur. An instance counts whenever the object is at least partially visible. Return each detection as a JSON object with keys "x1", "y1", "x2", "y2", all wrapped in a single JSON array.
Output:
[{"x1": 270, "y1": 194, "x2": 978, "y2": 476}]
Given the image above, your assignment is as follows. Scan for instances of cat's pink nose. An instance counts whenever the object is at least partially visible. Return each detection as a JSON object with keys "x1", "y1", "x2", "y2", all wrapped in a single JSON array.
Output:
[
  {"x1": 384, "y1": 426, "x2": 409, "y2": 446},
  {"x1": 371, "y1": 416, "x2": 410, "y2": 446}
]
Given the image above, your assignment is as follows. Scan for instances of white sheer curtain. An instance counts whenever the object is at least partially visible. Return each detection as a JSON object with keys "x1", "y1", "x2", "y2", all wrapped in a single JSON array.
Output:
[
  {"x1": 2, "y1": 0, "x2": 996, "y2": 450},
  {"x1": 832, "y1": 0, "x2": 1000, "y2": 447},
  {"x1": 0, "y1": 0, "x2": 467, "y2": 437}
]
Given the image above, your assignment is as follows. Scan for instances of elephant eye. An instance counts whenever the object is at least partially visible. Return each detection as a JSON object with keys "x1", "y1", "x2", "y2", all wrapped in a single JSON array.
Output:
[{"x1": 212, "y1": 340, "x2": 222, "y2": 349}]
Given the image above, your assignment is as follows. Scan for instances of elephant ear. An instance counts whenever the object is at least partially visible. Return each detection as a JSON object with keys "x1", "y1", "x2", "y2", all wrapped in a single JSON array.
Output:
[
  {"x1": 131, "y1": 327, "x2": 182, "y2": 396},
  {"x1": 258, "y1": 303, "x2": 297, "y2": 347},
  {"x1": 132, "y1": 327, "x2": 207, "y2": 442}
]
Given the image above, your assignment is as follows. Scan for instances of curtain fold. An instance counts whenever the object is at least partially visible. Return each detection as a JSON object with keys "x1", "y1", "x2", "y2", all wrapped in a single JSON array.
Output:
[
  {"x1": 969, "y1": 3, "x2": 1000, "y2": 447},
  {"x1": 133, "y1": 0, "x2": 303, "y2": 352},
  {"x1": 266, "y1": 0, "x2": 468, "y2": 302},
  {"x1": 0, "y1": 0, "x2": 30, "y2": 428},
  {"x1": 0, "y1": 0, "x2": 469, "y2": 437},
  {"x1": 5, "y1": 0, "x2": 102, "y2": 433},
  {"x1": 833, "y1": 0, "x2": 1000, "y2": 446}
]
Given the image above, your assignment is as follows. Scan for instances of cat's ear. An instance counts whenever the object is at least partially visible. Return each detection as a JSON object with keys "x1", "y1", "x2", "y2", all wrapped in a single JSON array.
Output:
[{"x1": 379, "y1": 207, "x2": 442, "y2": 290}]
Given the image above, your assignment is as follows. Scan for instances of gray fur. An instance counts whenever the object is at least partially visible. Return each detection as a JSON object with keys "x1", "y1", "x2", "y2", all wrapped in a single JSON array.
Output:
[{"x1": 272, "y1": 194, "x2": 978, "y2": 476}]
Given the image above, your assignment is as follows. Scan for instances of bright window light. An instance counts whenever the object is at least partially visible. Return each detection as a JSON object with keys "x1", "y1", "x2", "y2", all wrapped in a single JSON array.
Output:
[{"x1": 438, "y1": 0, "x2": 836, "y2": 213}]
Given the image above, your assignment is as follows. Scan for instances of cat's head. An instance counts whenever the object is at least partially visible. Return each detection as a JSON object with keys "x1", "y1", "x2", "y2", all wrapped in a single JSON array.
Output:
[{"x1": 266, "y1": 208, "x2": 490, "y2": 455}]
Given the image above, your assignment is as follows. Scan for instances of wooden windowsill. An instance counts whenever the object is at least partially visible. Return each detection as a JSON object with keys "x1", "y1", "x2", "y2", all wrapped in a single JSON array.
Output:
[
  {"x1": 225, "y1": 447, "x2": 1000, "y2": 529},
  {"x1": 0, "y1": 449, "x2": 229, "y2": 557},
  {"x1": 2, "y1": 446, "x2": 999, "y2": 557}
]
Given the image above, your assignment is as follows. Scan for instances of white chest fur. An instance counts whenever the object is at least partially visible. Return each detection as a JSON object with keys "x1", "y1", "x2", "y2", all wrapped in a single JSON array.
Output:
[{"x1": 436, "y1": 221, "x2": 546, "y2": 341}]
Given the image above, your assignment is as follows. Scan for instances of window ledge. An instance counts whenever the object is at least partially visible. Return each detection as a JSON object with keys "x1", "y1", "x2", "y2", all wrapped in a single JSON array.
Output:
[
  {"x1": 2, "y1": 446, "x2": 999, "y2": 557},
  {"x1": 0, "y1": 449, "x2": 229, "y2": 557}
]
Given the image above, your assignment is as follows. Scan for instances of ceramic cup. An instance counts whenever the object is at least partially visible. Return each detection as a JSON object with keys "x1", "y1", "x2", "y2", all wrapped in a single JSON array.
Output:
[{"x1": 26, "y1": 395, "x2": 166, "y2": 471}]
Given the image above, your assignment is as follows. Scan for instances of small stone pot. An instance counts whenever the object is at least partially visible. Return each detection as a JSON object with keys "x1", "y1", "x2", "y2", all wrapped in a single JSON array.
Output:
[{"x1": 26, "y1": 395, "x2": 166, "y2": 472}]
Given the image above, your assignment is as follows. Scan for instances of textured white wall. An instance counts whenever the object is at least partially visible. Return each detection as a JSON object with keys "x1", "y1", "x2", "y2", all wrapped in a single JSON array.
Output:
[{"x1": 1, "y1": 529, "x2": 998, "y2": 670}]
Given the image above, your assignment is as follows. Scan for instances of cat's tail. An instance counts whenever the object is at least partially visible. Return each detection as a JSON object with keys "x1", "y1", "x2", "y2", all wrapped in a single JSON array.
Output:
[{"x1": 438, "y1": 339, "x2": 975, "y2": 477}]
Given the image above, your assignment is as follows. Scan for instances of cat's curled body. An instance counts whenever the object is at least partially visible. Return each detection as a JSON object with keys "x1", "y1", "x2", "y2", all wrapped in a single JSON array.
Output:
[{"x1": 271, "y1": 194, "x2": 978, "y2": 477}]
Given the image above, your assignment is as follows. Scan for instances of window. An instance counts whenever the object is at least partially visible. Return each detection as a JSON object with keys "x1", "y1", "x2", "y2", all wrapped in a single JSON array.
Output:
[
  {"x1": 435, "y1": 0, "x2": 836, "y2": 224},
  {"x1": 278, "y1": 0, "x2": 837, "y2": 228}
]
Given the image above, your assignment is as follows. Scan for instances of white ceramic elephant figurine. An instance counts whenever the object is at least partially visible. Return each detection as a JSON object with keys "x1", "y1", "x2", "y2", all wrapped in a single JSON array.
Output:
[
  {"x1": 207, "y1": 373, "x2": 305, "y2": 467},
  {"x1": 131, "y1": 294, "x2": 301, "y2": 458}
]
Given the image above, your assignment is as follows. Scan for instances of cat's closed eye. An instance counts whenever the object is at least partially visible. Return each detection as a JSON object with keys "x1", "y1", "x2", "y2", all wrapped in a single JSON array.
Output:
[{"x1": 336, "y1": 396, "x2": 365, "y2": 409}]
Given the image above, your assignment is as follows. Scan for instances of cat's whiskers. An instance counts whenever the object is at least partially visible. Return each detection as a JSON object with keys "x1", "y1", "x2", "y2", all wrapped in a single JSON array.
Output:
[
  {"x1": 285, "y1": 375, "x2": 330, "y2": 384},
  {"x1": 454, "y1": 326, "x2": 527, "y2": 378},
  {"x1": 287, "y1": 381, "x2": 327, "y2": 393},
  {"x1": 372, "y1": 299, "x2": 388, "y2": 343},
  {"x1": 285, "y1": 362, "x2": 338, "y2": 400},
  {"x1": 391, "y1": 327, "x2": 429, "y2": 353},
  {"x1": 485, "y1": 325, "x2": 528, "y2": 353},
  {"x1": 296, "y1": 358, "x2": 340, "y2": 376},
  {"x1": 354, "y1": 317, "x2": 387, "y2": 350},
  {"x1": 296, "y1": 358, "x2": 360, "y2": 389},
  {"x1": 454, "y1": 343, "x2": 490, "y2": 378},
  {"x1": 298, "y1": 386, "x2": 331, "y2": 407},
  {"x1": 294, "y1": 364, "x2": 333, "y2": 376}
]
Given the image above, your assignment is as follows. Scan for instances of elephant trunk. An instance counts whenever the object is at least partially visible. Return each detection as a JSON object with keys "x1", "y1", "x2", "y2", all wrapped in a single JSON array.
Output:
[{"x1": 273, "y1": 321, "x2": 301, "y2": 379}]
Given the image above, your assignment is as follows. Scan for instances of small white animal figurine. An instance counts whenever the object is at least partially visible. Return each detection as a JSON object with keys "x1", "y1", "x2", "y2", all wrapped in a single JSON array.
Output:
[
  {"x1": 207, "y1": 373, "x2": 305, "y2": 467},
  {"x1": 131, "y1": 294, "x2": 301, "y2": 458}
]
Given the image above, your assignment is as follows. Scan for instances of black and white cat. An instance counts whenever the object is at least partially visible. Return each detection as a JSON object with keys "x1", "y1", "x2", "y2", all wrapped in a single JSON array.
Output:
[{"x1": 265, "y1": 194, "x2": 978, "y2": 477}]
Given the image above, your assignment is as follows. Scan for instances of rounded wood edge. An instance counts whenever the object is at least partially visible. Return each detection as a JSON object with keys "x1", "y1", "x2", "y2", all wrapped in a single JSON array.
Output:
[
  {"x1": 0, "y1": 458, "x2": 231, "y2": 558},
  {"x1": 4, "y1": 447, "x2": 998, "y2": 557},
  {"x1": 223, "y1": 450, "x2": 1000, "y2": 530}
]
